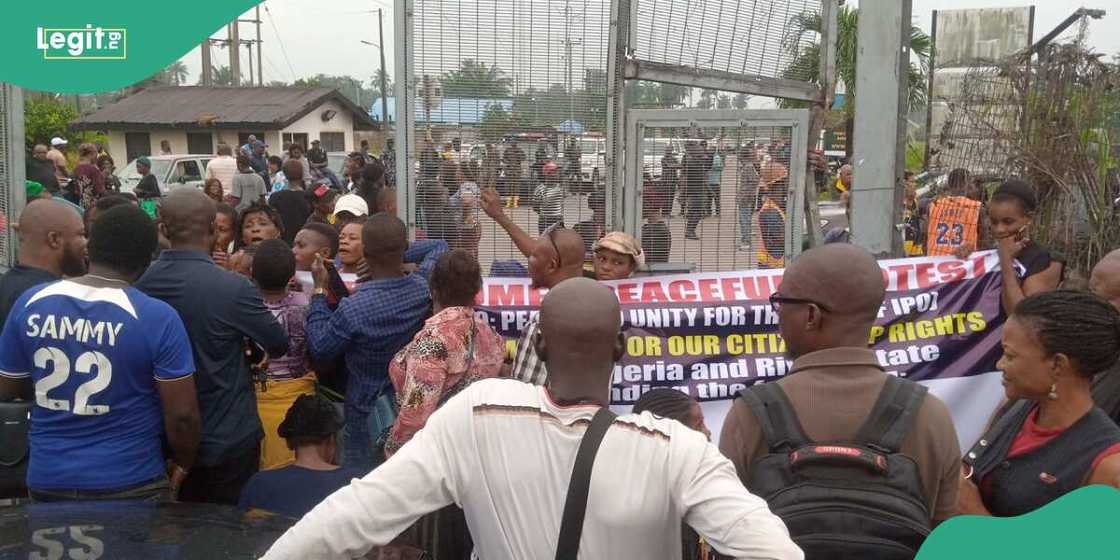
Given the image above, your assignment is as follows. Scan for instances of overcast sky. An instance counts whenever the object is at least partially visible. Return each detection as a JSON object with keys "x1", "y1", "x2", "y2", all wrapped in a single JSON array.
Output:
[{"x1": 176, "y1": 0, "x2": 1120, "y2": 99}]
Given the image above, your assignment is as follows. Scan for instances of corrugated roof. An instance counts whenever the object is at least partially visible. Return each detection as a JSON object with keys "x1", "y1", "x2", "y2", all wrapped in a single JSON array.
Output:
[{"x1": 72, "y1": 86, "x2": 379, "y2": 131}]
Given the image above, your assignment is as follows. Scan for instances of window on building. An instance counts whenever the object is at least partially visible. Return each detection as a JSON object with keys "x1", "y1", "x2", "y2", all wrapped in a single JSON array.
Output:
[
  {"x1": 125, "y1": 132, "x2": 151, "y2": 163},
  {"x1": 319, "y1": 132, "x2": 345, "y2": 153},
  {"x1": 238, "y1": 132, "x2": 265, "y2": 147},
  {"x1": 282, "y1": 132, "x2": 309, "y2": 152},
  {"x1": 187, "y1": 132, "x2": 214, "y2": 155}
]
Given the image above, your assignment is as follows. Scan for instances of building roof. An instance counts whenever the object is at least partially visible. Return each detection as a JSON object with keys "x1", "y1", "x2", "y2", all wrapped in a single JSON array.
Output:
[
  {"x1": 71, "y1": 86, "x2": 379, "y2": 131},
  {"x1": 370, "y1": 97, "x2": 513, "y2": 125}
]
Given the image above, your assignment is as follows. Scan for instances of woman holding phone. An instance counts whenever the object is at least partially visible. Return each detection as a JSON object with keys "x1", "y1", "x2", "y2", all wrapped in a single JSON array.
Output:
[{"x1": 989, "y1": 178, "x2": 1064, "y2": 314}]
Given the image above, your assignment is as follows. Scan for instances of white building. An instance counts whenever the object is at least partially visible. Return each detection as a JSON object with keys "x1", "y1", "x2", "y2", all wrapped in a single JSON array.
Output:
[{"x1": 71, "y1": 86, "x2": 379, "y2": 164}]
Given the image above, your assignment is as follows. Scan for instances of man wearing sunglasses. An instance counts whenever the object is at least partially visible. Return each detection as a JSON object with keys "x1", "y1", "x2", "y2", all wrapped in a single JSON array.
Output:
[{"x1": 719, "y1": 244, "x2": 961, "y2": 540}]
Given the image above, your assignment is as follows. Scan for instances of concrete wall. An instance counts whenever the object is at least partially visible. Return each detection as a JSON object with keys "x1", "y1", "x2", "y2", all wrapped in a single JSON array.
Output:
[
  {"x1": 102, "y1": 100, "x2": 365, "y2": 164},
  {"x1": 281, "y1": 100, "x2": 356, "y2": 152}
]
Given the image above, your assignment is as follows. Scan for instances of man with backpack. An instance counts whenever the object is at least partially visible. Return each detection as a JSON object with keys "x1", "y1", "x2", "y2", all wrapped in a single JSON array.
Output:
[
  {"x1": 262, "y1": 278, "x2": 802, "y2": 559},
  {"x1": 720, "y1": 243, "x2": 961, "y2": 559}
]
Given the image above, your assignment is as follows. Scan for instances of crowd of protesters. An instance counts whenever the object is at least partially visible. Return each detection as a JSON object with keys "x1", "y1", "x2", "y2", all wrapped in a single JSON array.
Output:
[{"x1": 5, "y1": 133, "x2": 1120, "y2": 560}]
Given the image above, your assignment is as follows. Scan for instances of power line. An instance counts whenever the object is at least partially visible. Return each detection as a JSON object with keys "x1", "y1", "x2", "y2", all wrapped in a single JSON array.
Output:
[{"x1": 263, "y1": 3, "x2": 297, "y2": 81}]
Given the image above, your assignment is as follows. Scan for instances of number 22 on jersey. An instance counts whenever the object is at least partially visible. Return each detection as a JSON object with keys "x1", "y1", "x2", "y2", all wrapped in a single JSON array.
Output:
[{"x1": 34, "y1": 346, "x2": 112, "y2": 415}]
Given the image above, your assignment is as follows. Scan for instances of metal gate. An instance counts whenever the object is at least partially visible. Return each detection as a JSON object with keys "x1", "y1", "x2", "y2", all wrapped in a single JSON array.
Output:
[
  {"x1": 0, "y1": 84, "x2": 25, "y2": 271},
  {"x1": 622, "y1": 109, "x2": 808, "y2": 272}
]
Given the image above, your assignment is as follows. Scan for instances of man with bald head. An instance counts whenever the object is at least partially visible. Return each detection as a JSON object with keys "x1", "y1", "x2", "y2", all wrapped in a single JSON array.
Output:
[
  {"x1": 720, "y1": 244, "x2": 961, "y2": 533},
  {"x1": 306, "y1": 213, "x2": 448, "y2": 470},
  {"x1": 0, "y1": 199, "x2": 86, "y2": 325},
  {"x1": 135, "y1": 189, "x2": 288, "y2": 505},
  {"x1": 263, "y1": 278, "x2": 802, "y2": 560},
  {"x1": 480, "y1": 185, "x2": 587, "y2": 384},
  {"x1": 1090, "y1": 249, "x2": 1120, "y2": 422}
]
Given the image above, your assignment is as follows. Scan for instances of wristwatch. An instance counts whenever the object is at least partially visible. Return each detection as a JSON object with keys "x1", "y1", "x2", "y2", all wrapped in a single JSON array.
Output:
[{"x1": 313, "y1": 287, "x2": 328, "y2": 296}]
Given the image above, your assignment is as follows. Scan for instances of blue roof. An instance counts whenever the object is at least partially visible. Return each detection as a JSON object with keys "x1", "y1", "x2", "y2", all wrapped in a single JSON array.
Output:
[{"x1": 369, "y1": 97, "x2": 514, "y2": 125}]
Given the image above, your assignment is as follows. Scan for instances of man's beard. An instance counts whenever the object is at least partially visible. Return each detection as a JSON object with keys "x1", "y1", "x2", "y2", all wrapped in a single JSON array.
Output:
[{"x1": 60, "y1": 247, "x2": 89, "y2": 278}]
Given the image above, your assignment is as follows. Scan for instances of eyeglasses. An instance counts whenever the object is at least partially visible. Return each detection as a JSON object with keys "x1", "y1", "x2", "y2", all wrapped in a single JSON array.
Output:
[{"x1": 769, "y1": 292, "x2": 832, "y2": 313}]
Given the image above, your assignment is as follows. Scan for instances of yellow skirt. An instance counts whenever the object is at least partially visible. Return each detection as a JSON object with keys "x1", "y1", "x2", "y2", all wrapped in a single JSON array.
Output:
[{"x1": 256, "y1": 374, "x2": 318, "y2": 471}]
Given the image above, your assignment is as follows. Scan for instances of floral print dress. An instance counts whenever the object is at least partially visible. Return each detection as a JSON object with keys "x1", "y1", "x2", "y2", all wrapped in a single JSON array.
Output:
[{"x1": 386, "y1": 306, "x2": 505, "y2": 456}]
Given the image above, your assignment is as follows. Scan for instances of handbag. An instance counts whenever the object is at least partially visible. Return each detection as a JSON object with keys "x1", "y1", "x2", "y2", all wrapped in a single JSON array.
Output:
[
  {"x1": 555, "y1": 407, "x2": 616, "y2": 560},
  {"x1": 0, "y1": 400, "x2": 32, "y2": 499}
]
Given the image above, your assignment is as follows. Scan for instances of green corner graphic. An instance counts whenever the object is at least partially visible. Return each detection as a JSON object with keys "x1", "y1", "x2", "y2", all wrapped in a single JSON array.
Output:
[
  {"x1": 917, "y1": 485, "x2": 1120, "y2": 559},
  {"x1": 4, "y1": 1, "x2": 261, "y2": 93}
]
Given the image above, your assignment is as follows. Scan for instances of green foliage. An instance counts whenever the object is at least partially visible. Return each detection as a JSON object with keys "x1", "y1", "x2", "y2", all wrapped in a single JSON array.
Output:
[
  {"x1": 906, "y1": 141, "x2": 926, "y2": 172},
  {"x1": 441, "y1": 60, "x2": 512, "y2": 98},
  {"x1": 780, "y1": 6, "x2": 931, "y2": 115},
  {"x1": 480, "y1": 105, "x2": 514, "y2": 143},
  {"x1": 24, "y1": 96, "x2": 78, "y2": 151}
]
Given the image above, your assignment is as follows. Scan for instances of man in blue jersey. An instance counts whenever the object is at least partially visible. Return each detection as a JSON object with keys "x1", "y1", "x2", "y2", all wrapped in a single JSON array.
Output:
[{"x1": 0, "y1": 204, "x2": 200, "y2": 501}]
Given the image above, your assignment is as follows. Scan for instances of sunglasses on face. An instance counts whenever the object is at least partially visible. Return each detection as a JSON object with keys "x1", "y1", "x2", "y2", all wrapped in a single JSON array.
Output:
[{"x1": 769, "y1": 292, "x2": 832, "y2": 313}]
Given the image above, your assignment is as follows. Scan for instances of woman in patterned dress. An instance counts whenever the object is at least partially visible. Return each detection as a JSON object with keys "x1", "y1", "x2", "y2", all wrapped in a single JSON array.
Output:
[{"x1": 387, "y1": 249, "x2": 505, "y2": 559}]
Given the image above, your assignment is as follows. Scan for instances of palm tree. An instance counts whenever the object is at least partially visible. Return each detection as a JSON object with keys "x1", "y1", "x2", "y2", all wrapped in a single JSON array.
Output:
[
  {"x1": 165, "y1": 61, "x2": 189, "y2": 85},
  {"x1": 732, "y1": 93, "x2": 749, "y2": 109},
  {"x1": 441, "y1": 59, "x2": 512, "y2": 98},
  {"x1": 781, "y1": 6, "x2": 931, "y2": 154},
  {"x1": 696, "y1": 89, "x2": 717, "y2": 109},
  {"x1": 371, "y1": 68, "x2": 394, "y2": 98}
]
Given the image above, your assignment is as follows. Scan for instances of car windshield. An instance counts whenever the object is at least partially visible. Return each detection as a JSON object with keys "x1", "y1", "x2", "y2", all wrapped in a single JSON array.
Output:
[{"x1": 120, "y1": 158, "x2": 173, "y2": 182}]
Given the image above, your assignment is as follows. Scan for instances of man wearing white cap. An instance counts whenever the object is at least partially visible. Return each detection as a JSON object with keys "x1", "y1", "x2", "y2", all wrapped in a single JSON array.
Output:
[
  {"x1": 332, "y1": 193, "x2": 369, "y2": 230},
  {"x1": 47, "y1": 138, "x2": 69, "y2": 184}
]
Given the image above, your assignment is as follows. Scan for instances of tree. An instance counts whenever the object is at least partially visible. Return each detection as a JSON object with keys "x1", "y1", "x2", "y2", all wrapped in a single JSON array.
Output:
[
  {"x1": 24, "y1": 96, "x2": 77, "y2": 151},
  {"x1": 696, "y1": 89, "x2": 717, "y2": 109},
  {"x1": 441, "y1": 59, "x2": 512, "y2": 98},
  {"x1": 733, "y1": 93, "x2": 749, "y2": 109},
  {"x1": 164, "y1": 61, "x2": 189, "y2": 85},
  {"x1": 479, "y1": 105, "x2": 515, "y2": 143},
  {"x1": 781, "y1": 6, "x2": 932, "y2": 154},
  {"x1": 370, "y1": 68, "x2": 394, "y2": 98},
  {"x1": 717, "y1": 94, "x2": 732, "y2": 109},
  {"x1": 293, "y1": 74, "x2": 378, "y2": 108},
  {"x1": 200, "y1": 65, "x2": 242, "y2": 87}
]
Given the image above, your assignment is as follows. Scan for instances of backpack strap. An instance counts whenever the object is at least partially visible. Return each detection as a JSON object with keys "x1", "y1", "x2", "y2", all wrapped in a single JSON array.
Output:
[
  {"x1": 853, "y1": 376, "x2": 929, "y2": 453},
  {"x1": 738, "y1": 382, "x2": 812, "y2": 452},
  {"x1": 555, "y1": 407, "x2": 616, "y2": 560}
]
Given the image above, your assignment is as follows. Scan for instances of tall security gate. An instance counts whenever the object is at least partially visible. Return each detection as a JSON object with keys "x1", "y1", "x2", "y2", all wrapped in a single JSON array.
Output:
[{"x1": 622, "y1": 109, "x2": 808, "y2": 272}]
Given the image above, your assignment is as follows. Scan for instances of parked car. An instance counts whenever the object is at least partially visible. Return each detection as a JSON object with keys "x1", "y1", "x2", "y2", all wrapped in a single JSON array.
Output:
[{"x1": 118, "y1": 154, "x2": 214, "y2": 196}]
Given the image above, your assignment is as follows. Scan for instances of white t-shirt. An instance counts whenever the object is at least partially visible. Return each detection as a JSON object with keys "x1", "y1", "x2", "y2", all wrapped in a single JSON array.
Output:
[
  {"x1": 262, "y1": 379, "x2": 802, "y2": 560},
  {"x1": 204, "y1": 155, "x2": 238, "y2": 196}
]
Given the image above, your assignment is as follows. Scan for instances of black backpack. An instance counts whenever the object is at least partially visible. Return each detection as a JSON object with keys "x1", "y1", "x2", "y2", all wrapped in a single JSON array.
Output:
[{"x1": 739, "y1": 376, "x2": 932, "y2": 559}]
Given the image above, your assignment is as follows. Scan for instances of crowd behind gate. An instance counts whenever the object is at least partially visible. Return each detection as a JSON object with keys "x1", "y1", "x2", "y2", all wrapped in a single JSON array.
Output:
[{"x1": 4, "y1": 135, "x2": 1120, "y2": 560}]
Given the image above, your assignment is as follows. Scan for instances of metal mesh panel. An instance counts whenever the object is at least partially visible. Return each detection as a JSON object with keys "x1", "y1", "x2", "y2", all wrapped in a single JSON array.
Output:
[
  {"x1": 409, "y1": 0, "x2": 612, "y2": 272},
  {"x1": 0, "y1": 84, "x2": 17, "y2": 270},
  {"x1": 635, "y1": 124, "x2": 796, "y2": 272},
  {"x1": 631, "y1": 0, "x2": 820, "y2": 82},
  {"x1": 928, "y1": 66, "x2": 1020, "y2": 176}
]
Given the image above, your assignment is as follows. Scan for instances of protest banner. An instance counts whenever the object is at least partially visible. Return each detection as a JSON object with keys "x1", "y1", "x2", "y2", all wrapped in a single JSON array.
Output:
[{"x1": 296, "y1": 251, "x2": 1007, "y2": 449}]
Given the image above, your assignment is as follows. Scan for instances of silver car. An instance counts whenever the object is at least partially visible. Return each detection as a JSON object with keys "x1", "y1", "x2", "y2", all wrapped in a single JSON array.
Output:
[{"x1": 118, "y1": 154, "x2": 215, "y2": 195}]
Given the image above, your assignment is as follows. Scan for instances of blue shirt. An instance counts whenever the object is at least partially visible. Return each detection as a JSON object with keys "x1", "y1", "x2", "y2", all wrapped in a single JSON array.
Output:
[
  {"x1": 0, "y1": 281, "x2": 194, "y2": 491},
  {"x1": 135, "y1": 250, "x2": 289, "y2": 466},
  {"x1": 239, "y1": 465, "x2": 366, "y2": 519},
  {"x1": 306, "y1": 240, "x2": 448, "y2": 425}
]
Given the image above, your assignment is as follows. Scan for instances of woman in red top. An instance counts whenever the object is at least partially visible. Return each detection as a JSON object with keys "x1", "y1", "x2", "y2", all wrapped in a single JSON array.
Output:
[
  {"x1": 386, "y1": 249, "x2": 505, "y2": 456},
  {"x1": 959, "y1": 290, "x2": 1120, "y2": 517}
]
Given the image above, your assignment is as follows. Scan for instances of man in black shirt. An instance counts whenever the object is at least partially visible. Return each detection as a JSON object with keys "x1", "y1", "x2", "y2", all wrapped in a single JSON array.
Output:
[
  {"x1": 135, "y1": 190, "x2": 288, "y2": 505},
  {"x1": 26, "y1": 145, "x2": 60, "y2": 195},
  {"x1": 134, "y1": 157, "x2": 161, "y2": 199},
  {"x1": 270, "y1": 159, "x2": 313, "y2": 246},
  {"x1": 0, "y1": 199, "x2": 86, "y2": 325}
]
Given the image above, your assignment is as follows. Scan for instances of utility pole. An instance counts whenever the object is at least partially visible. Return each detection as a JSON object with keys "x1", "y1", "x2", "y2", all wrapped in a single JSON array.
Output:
[
  {"x1": 255, "y1": 4, "x2": 264, "y2": 86},
  {"x1": 850, "y1": 0, "x2": 911, "y2": 257},
  {"x1": 378, "y1": 8, "x2": 390, "y2": 131},
  {"x1": 228, "y1": 22, "x2": 241, "y2": 86},
  {"x1": 561, "y1": 0, "x2": 581, "y2": 128},
  {"x1": 246, "y1": 42, "x2": 255, "y2": 86},
  {"x1": 201, "y1": 38, "x2": 213, "y2": 86}
]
